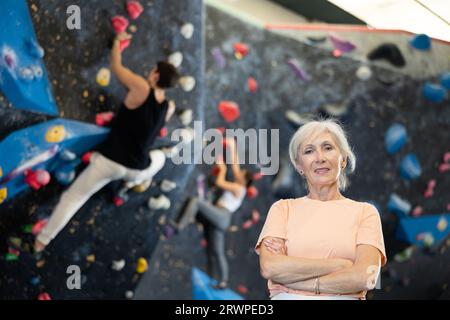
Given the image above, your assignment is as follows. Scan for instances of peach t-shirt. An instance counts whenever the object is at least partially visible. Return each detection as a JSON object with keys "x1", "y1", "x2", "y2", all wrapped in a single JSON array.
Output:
[{"x1": 255, "y1": 197, "x2": 387, "y2": 299}]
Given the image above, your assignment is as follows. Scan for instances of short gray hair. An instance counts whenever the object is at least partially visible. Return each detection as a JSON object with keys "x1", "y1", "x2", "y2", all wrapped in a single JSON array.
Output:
[{"x1": 288, "y1": 118, "x2": 356, "y2": 191}]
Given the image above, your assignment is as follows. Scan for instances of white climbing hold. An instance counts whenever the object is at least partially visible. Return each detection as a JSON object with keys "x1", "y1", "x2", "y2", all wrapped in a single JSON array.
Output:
[
  {"x1": 285, "y1": 110, "x2": 315, "y2": 126},
  {"x1": 160, "y1": 179, "x2": 177, "y2": 193},
  {"x1": 19, "y1": 67, "x2": 34, "y2": 82},
  {"x1": 356, "y1": 65, "x2": 372, "y2": 81},
  {"x1": 111, "y1": 259, "x2": 126, "y2": 271},
  {"x1": 148, "y1": 194, "x2": 171, "y2": 210},
  {"x1": 96, "y1": 67, "x2": 111, "y2": 87},
  {"x1": 161, "y1": 145, "x2": 179, "y2": 159},
  {"x1": 31, "y1": 65, "x2": 43, "y2": 79},
  {"x1": 179, "y1": 76, "x2": 195, "y2": 92},
  {"x1": 125, "y1": 290, "x2": 134, "y2": 299},
  {"x1": 178, "y1": 109, "x2": 193, "y2": 126},
  {"x1": 181, "y1": 23, "x2": 194, "y2": 39},
  {"x1": 168, "y1": 52, "x2": 183, "y2": 68}
]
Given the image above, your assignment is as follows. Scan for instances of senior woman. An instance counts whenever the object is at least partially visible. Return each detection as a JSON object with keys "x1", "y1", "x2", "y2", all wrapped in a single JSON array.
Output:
[{"x1": 256, "y1": 119, "x2": 387, "y2": 300}]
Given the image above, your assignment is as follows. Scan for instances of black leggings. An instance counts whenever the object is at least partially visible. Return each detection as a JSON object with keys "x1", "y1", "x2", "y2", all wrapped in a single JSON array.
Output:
[{"x1": 177, "y1": 197, "x2": 231, "y2": 282}]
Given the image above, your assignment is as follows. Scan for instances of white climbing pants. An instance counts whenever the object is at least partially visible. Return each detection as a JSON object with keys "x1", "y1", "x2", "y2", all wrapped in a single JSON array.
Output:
[{"x1": 36, "y1": 150, "x2": 166, "y2": 246}]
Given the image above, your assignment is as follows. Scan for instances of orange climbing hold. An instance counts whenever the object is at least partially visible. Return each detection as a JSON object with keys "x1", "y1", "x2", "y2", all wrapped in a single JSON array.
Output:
[{"x1": 233, "y1": 43, "x2": 249, "y2": 59}]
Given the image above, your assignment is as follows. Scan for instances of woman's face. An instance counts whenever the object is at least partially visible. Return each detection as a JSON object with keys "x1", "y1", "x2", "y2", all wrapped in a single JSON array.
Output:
[{"x1": 296, "y1": 131, "x2": 346, "y2": 189}]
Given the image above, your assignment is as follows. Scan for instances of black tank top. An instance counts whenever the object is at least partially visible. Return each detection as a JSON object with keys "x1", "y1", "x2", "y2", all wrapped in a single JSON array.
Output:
[{"x1": 97, "y1": 89, "x2": 168, "y2": 170}]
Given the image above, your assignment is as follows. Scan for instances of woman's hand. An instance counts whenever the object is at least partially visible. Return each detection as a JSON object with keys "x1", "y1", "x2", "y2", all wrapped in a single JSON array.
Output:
[
  {"x1": 263, "y1": 237, "x2": 286, "y2": 255},
  {"x1": 115, "y1": 32, "x2": 132, "y2": 43}
]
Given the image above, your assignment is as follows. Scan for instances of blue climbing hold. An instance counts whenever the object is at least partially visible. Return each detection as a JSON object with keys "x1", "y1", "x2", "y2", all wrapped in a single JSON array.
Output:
[
  {"x1": 59, "y1": 149, "x2": 77, "y2": 161},
  {"x1": 441, "y1": 72, "x2": 450, "y2": 90},
  {"x1": 385, "y1": 123, "x2": 407, "y2": 154},
  {"x1": 54, "y1": 163, "x2": 78, "y2": 185},
  {"x1": 410, "y1": 34, "x2": 431, "y2": 50},
  {"x1": 387, "y1": 193, "x2": 411, "y2": 218},
  {"x1": 26, "y1": 39, "x2": 45, "y2": 59},
  {"x1": 423, "y1": 82, "x2": 447, "y2": 103},
  {"x1": 400, "y1": 153, "x2": 422, "y2": 180},
  {"x1": 192, "y1": 268, "x2": 243, "y2": 300},
  {"x1": 396, "y1": 213, "x2": 450, "y2": 248}
]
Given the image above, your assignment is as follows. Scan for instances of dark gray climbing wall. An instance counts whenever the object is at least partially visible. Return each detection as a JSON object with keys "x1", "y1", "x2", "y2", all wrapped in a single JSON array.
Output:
[
  {"x1": 0, "y1": 0, "x2": 204, "y2": 299},
  {"x1": 137, "y1": 6, "x2": 450, "y2": 300}
]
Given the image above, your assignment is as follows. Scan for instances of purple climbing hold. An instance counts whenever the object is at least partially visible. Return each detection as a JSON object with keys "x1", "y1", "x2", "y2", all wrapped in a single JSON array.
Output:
[
  {"x1": 329, "y1": 34, "x2": 356, "y2": 53},
  {"x1": 2, "y1": 47, "x2": 17, "y2": 69},
  {"x1": 211, "y1": 47, "x2": 226, "y2": 69},
  {"x1": 287, "y1": 59, "x2": 310, "y2": 81},
  {"x1": 422, "y1": 82, "x2": 447, "y2": 103},
  {"x1": 163, "y1": 224, "x2": 176, "y2": 239}
]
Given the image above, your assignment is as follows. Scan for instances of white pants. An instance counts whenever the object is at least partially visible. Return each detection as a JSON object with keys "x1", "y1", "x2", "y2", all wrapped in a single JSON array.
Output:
[
  {"x1": 271, "y1": 293, "x2": 358, "y2": 300},
  {"x1": 37, "y1": 150, "x2": 166, "y2": 245}
]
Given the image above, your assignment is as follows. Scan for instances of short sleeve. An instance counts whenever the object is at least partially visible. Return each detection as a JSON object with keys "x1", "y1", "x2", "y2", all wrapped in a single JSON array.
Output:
[
  {"x1": 356, "y1": 203, "x2": 387, "y2": 266},
  {"x1": 254, "y1": 200, "x2": 289, "y2": 255}
]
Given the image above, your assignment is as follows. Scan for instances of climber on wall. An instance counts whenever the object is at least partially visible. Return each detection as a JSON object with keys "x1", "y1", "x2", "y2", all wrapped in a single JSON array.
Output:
[
  {"x1": 174, "y1": 138, "x2": 254, "y2": 289},
  {"x1": 34, "y1": 31, "x2": 180, "y2": 253}
]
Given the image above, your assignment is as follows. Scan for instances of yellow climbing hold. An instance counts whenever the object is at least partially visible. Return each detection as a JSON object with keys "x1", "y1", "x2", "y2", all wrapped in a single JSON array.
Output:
[
  {"x1": 96, "y1": 68, "x2": 111, "y2": 87},
  {"x1": 136, "y1": 257, "x2": 148, "y2": 274},
  {"x1": 437, "y1": 216, "x2": 448, "y2": 232},
  {"x1": 86, "y1": 254, "x2": 95, "y2": 263},
  {"x1": 45, "y1": 125, "x2": 66, "y2": 143},
  {"x1": 0, "y1": 188, "x2": 7, "y2": 204}
]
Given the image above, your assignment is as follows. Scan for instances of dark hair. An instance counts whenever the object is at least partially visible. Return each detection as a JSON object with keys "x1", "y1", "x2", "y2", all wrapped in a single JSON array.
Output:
[
  {"x1": 156, "y1": 61, "x2": 180, "y2": 88},
  {"x1": 243, "y1": 170, "x2": 254, "y2": 188}
]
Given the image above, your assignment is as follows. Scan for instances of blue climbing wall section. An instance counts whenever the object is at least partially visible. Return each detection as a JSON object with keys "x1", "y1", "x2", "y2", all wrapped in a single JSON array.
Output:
[
  {"x1": 0, "y1": 0, "x2": 58, "y2": 115},
  {"x1": 0, "y1": 119, "x2": 109, "y2": 204},
  {"x1": 192, "y1": 268, "x2": 243, "y2": 300}
]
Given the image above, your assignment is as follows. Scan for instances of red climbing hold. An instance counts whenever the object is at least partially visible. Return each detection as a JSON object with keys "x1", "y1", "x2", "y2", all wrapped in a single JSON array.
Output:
[
  {"x1": 211, "y1": 165, "x2": 220, "y2": 177},
  {"x1": 216, "y1": 127, "x2": 226, "y2": 135},
  {"x1": 127, "y1": 1, "x2": 144, "y2": 20},
  {"x1": 159, "y1": 127, "x2": 168, "y2": 138},
  {"x1": 111, "y1": 16, "x2": 129, "y2": 33},
  {"x1": 218, "y1": 101, "x2": 240, "y2": 123},
  {"x1": 248, "y1": 77, "x2": 258, "y2": 93},
  {"x1": 246, "y1": 185, "x2": 258, "y2": 199},
  {"x1": 113, "y1": 196, "x2": 125, "y2": 207},
  {"x1": 24, "y1": 169, "x2": 50, "y2": 191},
  {"x1": 82, "y1": 151, "x2": 92, "y2": 164},
  {"x1": 200, "y1": 239, "x2": 208, "y2": 248},
  {"x1": 32, "y1": 219, "x2": 48, "y2": 236},
  {"x1": 233, "y1": 43, "x2": 249, "y2": 58},
  {"x1": 95, "y1": 112, "x2": 114, "y2": 126},
  {"x1": 38, "y1": 292, "x2": 51, "y2": 300},
  {"x1": 119, "y1": 39, "x2": 131, "y2": 53},
  {"x1": 237, "y1": 285, "x2": 248, "y2": 295},
  {"x1": 252, "y1": 172, "x2": 263, "y2": 181}
]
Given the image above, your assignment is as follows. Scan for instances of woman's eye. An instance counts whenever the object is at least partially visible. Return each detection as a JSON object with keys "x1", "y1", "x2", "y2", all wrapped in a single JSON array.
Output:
[
  {"x1": 304, "y1": 150, "x2": 312, "y2": 154},
  {"x1": 325, "y1": 145, "x2": 333, "y2": 151}
]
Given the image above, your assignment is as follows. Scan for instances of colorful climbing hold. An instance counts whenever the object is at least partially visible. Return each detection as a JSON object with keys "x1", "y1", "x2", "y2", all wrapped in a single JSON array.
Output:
[
  {"x1": 81, "y1": 151, "x2": 92, "y2": 164},
  {"x1": 24, "y1": 169, "x2": 50, "y2": 190},
  {"x1": 393, "y1": 246, "x2": 414, "y2": 263},
  {"x1": 400, "y1": 153, "x2": 422, "y2": 180},
  {"x1": 126, "y1": 1, "x2": 144, "y2": 20},
  {"x1": 387, "y1": 193, "x2": 411, "y2": 217},
  {"x1": 179, "y1": 76, "x2": 196, "y2": 92},
  {"x1": 237, "y1": 285, "x2": 248, "y2": 295},
  {"x1": 211, "y1": 47, "x2": 226, "y2": 69},
  {"x1": 111, "y1": 16, "x2": 129, "y2": 34},
  {"x1": 251, "y1": 209, "x2": 260, "y2": 224},
  {"x1": 96, "y1": 68, "x2": 111, "y2": 87},
  {"x1": 95, "y1": 111, "x2": 114, "y2": 127},
  {"x1": 233, "y1": 43, "x2": 249, "y2": 59},
  {"x1": 159, "y1": 127, "x2": 168, "y2": 138},
  {"x1": 329, "y1": 34, "x2": 356, "y2": 54},
  {"x1": 437, "y1": 216, "x2": 448, "y2": 232},
  {"x1": 242, "y1": 220, "x2": 253, "y2": 230},
  {"x1": 287, "y1": 58, "x2": 310, "y2": 81},
  {"x1": 178, "y1": 108, "x2": 193, "y2": 126},
  {"x1": 218, "y1": 101, "x2": 240, "y2": 123},
  {"x1": 181, "y1": 23, "x2": 194, "y2": 39},
  {"x1": 37, "y1": 292, "x2": 52, "y2": 300},
  {"x1": 59, "y1": 149, "x2": 76, "y2": 161},
  {"x1": 0, "y1": 187, "x2": 7, "y2": 204},
  {"x1": 422, "y1": 82, "x2": 447, "y2": 103},
  {"x1": 125, "y1": 290, "x2": 134, "y2": 299},
  {"x1": 45, "y1": 125, "x2": 66, "y2": 143},
  {"x1": 410, "y1": 34, "x2": 431, "y2": 51},
  {"x1": 113, "y1": 195, "x2": 125, "y2": 207},
  {"x1": 441, "y1": 72, "x2": 450, "y2": 90},
  {"x1": 136, "y1": 257, "x2": 148, "y2": 273},
  {"x1": 160, "y1": 179, "x2": 177, "y2": 192},
  {"x1": 246, "y1": 186, "x2": 258, "y2": 199},
  {"x1": 411, "y1": 206, "x2": 423, "y2": 217},
  {"x1": 200, "y1": 239, "x2": 208, "y2": 248},
  {"x1": 26, "y1": 39, "x2": 45, "y2": 58},
  {"x1": 148, "y1": 194, "x2": 171, "y2": 210},
  {"x1": 385, "y1": 123, "x2": 407, "y2": 154},
  {"x1": 247, "y1": 77, "x2": 258, "y2": 93},
  {"x1": 168, "y1": 52, "x2": 183, "y2": 68},
  {"x1": 119, "y1": 39, "x2": 131, "y2": 53},
  {"x1": 439, "y1": 163, "x2": 450, "y2": 173},
  {"x1": 86, "y1": 254, "x2": 95, "y2": 263},
  {"x1": 2, "y1": 46, "x2": 17, "y2": 69},
  {"x1": 356, "y1": 65, "x2": 372, "y2": 81},
  {"x1": 32, "y1": 219, "x2": 48, "y2": 236},
  {"x1": 111, "y1": 259, "x2": 126, "y2": 271},
  {"x1": 23, "y1": 224, "x2": 33, "y2": 233}
]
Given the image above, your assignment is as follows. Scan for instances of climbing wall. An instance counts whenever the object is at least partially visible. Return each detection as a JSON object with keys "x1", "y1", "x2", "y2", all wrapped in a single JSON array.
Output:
[
  {"x1": 0, "y1": 0, "x2": 204, "y2": 299},
  {"x1": 136, "y1": 5, "x2": 450, "y2": 300}
]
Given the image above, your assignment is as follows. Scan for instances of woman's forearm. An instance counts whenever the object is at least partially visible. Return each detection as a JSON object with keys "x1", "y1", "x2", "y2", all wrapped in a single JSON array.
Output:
[
  {"x1": 262, "y1": 254, "x2": 352, "y2": 284},
  {"x1": 283, "y1": 266, "x2": 368, "y2": 295},
  {"x1": 110, "y1": 40, "x2": 122, "y2": 70}
]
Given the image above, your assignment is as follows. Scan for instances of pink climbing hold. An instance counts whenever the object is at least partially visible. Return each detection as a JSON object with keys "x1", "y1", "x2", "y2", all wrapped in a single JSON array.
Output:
[
  {"x1": 119, "y1": 39, "x2": 131, "y2": 53},
  {"x1": 428, "y1": 179, "x2": 436, "y2": 189},
  {"x1": 200, "y1": 239, "x2": 208, "y2": 248},
  {"x1": 424, "y1": 179, "x2": 436, "y2": 198},
  {"x1": 443, "y1": 152, "x2": 450, "y2": 163},
  {"x1": 218, "y1": 101, "x2": 240, "y2": 123},
  {"x1": 38, "y1": 292, "x2": 52, "y2": 301},
  {"x1": 242, "y1": 220, "x2": 253, "y2": 230},
  {"x1": 81, "y1": 151, "x2": 92, "y2": 164},
  {"x1": 24, "y1": 169, "x2": 50, "y2": 191},
  {"x1": 32, "y1": 219, "x2": 48, "y2": 236},
  {"x1": 111, "y1": 16, "x2": 129, "y2": 33},
  {"x1": 251, "y1": 209, "x2": 260, "y2": 223},
  {"x1": 246, "y1": 185, "x2": 258, "y2": 199},
  {"x1": 248, "y1": 77, "x2": 258, "y2": 93},
  {"x1": 411, "y1": 206, "x2": 423, "y2": 217},
  {"x1": 95, "y1": 112, "x2": 114, "y2": 126},
  {"x1": 126, "y1": 1, "x2": 144, "y2": 20},
  {"x1": 159, "y1": 127, "x2": 168, "y2": 137},
  {"x1": 329, "y1": 34, "x2": 356, "y2": 54},
  {"x1": 252, "y1": 172, "x2": 263, "y2": 181},
  {"x1": 439, "y1": 163, "x2": 450, "y2": 173},
  {"x1": 447, "y1": 204, "x2": 450, "y2": 211},
  {"x1": 113, "y1": 196, "x2": 125, "y2": 207}
]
